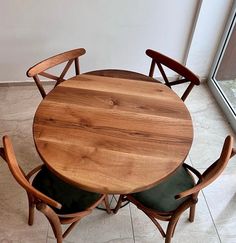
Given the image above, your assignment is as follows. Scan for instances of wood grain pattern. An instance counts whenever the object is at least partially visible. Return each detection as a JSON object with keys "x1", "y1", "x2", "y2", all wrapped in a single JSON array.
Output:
[
  {"x1": 33, "y1": 74, "x2": 193, "y2": 194},
  {"x1": 84, "y1": 69, "x2": 161, "y2": 83}
]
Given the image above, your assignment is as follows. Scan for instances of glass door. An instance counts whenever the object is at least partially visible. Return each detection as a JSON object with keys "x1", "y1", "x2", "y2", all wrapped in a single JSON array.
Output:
[{"x1": 208, "y1": 2, "x2": 236, "y2": 132}]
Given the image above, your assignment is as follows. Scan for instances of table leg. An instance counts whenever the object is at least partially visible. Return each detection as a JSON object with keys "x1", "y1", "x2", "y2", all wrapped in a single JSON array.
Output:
[{"x1": 97, "y1": 194, "x2": 129, "y2": 211}]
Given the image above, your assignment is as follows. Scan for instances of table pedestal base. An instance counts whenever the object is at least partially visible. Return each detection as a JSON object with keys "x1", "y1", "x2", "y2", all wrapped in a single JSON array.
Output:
[{"x1": 97, "y1": 194, "x2": 129, "y2": 211}]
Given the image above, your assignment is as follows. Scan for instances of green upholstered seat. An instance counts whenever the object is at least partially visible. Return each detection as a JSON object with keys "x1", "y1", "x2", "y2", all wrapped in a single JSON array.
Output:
[
  {"x1": 131, "y1": 165, "x2": 195, "y2": 212},
  {"x1": 32, "y1": 166, "x2": 101, "y2": 214}
]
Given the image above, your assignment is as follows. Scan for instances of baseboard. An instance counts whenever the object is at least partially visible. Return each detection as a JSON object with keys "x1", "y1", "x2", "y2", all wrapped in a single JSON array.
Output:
[
  {"x1": 0, "y1": 76, "x2": 207, "y2": 87},
  {"x1": 154, "y1": 75, "x2": 207, "y2": 83},
  {"x1": 0, "y1": 80, "x2": 54, "y2": 87}
]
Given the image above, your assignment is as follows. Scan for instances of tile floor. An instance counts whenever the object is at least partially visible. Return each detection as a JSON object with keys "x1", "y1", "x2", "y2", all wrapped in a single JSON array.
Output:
[
  {"x1": 218, "y1": 80, "x2": 236, "y2": 111},
  {"x1": 0, "y1": 82, "x2": 235, "y2": 243}
]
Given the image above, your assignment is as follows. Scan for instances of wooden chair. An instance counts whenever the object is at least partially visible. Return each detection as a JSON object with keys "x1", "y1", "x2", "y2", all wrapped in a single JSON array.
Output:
[
  {"x1": 146, "y1": 49, "x2": 200, "y2": 101},
  {"x1": 114, "y1": 135, "x2": 235, "y2": 243},
  {"x1": 26, "y1": 48, "x2": 86, "y2": 98},
  {"x1": 0, "y1": 135, "x2": 111, "y2": 243}
]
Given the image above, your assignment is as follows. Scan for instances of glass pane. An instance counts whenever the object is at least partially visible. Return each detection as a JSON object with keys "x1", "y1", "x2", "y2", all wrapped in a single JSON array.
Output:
[{"x1": 213, "y1": 15, "x2": 236, "y2": 114}]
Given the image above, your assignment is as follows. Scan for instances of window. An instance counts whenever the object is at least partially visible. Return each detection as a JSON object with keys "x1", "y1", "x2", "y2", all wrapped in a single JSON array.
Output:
[{"x1": 208, "y1": 2, "x2": 236, "y2": 132}]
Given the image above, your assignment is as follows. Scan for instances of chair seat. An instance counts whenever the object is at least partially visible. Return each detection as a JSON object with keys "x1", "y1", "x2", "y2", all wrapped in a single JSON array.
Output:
[
  {"x1": 131, "y1": 165, "x2": 195, "y2": 212},
  {"x1": 32, "y1": 166, "x2": 101, "y2": 214}
]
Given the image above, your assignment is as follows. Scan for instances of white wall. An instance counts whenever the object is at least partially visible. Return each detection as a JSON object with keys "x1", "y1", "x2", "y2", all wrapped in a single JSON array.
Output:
[
  {"x1": 187, "y1": 0, "x2": 233, "y2": 79},
  {"x1": 0, "y1": 0, "x2": 233, "y2": 82},
  {"x1": 0, "y1": 0, "x2": 197, "y2": 81}
]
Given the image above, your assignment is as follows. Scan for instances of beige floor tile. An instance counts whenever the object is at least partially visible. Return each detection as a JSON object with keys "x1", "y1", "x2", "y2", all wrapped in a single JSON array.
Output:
[
  {"x1": 189, "y1": 129, "x2": 236, "y2": 170},
  {"x1": 130, "y1": 192, "x2": 220, "y2": 243},
  {"x1": 1, "y1": 82, "x2": 236, "y2": 243},
  {"x1": 47, "y1": 206, "x2": 133, "y2": 243},
  {"x1": 47, "y1": 238, "x2": 74, "y2": 243},
  {"x1": 183, "y1": 156, "x2": 193, "y2": 166},
  {"x1": 183, "y1": 83, "x2": 236, "y2": 169},
  {"x1": 0, "y1": 161, "x2": 49, "y2": 242},
  {"x1": 47, "y1": 236, "x2": 134, "y2": 243},
  {"x1": 0, "y1": 85, "x2": 49, "y2": 242},
  {"x1": 170, "y1": 83, "x2": 235, "y2": 169},
  {"x1": 219, "y1": 235, "x2": 236, "y2": 243},
  {"x1": 203, "y1": 166, "x2": 236, "y2": 242}
]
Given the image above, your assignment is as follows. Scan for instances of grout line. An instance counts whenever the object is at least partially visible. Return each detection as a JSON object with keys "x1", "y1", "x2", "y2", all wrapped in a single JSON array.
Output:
[
  {"x1": 129, "y1": 203, "x2": 136, "y2": 243},
  {"x1": 46, "y1": 221, "x2": 50, "y2": 243},
  {"x1": 201, "y1": 190, "x2": 222, "y2": 243}
]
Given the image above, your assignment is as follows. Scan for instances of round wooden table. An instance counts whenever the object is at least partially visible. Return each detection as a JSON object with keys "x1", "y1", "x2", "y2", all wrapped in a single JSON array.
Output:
[{"x1": 33, "y1": 73, "x2": 193, "y2": 194}]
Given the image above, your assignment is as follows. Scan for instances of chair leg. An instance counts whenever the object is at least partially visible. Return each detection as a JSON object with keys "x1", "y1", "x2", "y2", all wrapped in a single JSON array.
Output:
[
  {"x1": 165, "y1": 200, "x2": 195, "y2": 242},
  {"x1": 104, "y1": 195, "x2": 112, "y2": 214},
  {"x1": 144, "y1": 212, "x2": 166, "y2": 238},
  {"x1": 36, "y1": 203, "x2": 63, "y2": 243},
  {"x1": 189, "y1": 204, "x2": 196, "y2": 222},
  {"x1": 113, "y1": 195, "x2": 125, "y2": 214},
  {"x1": 27, "y1": 193, "x2": 35, "y2": 226},
  {"x1": 62, "y1": 221, "x2": 80, "y2": 239},
  {"x1": 171, "y1": 219, "x2": 179, "y2": 237},
  {"x1": 165, "y1": 218, "x2": 179, "y2": 243}
]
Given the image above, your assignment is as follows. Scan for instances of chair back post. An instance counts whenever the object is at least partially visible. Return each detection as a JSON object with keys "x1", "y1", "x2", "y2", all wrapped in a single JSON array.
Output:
[
  {"x1": 74, "y1": 57, "x2": 80, "y2": 75},
  {"x1": 181, "y1": 82, "x2": 195, "y2": 101},
  {"x1": 156, "y1": 62, "x2": 171, "y2": 87},
  {"x1": 33, "y1": 75, "x2": 46, "y2": 98},
  {"x1": 148, "y1": 59, "x2": 156, "y2": 77}
]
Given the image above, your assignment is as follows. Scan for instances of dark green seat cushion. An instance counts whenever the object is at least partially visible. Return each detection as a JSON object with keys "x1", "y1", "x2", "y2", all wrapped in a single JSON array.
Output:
[
  {"x1": 32, "y1": 165, "x2": 101, "y2": 214},
  {"x1": 131, "y1": 165, "x2": 195, "y2": 212}
]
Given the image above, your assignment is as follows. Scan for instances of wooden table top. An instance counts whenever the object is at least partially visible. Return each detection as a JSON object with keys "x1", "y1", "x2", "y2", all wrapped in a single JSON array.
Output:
[{"x1": 33, "y1": 74, "x2": 193, "y2": 194}]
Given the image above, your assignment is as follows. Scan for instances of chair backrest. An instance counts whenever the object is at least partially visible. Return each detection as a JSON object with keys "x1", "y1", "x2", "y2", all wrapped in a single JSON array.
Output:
[
  {"x1": 176, "y1": 135, "x2": 235, "y2": 199},
  {"x1": 146, "y1": 49, "x2": 200, "y2": 101},
  {"x1": 1, "y1": 135, "x2": 61, "y2": 210},
  {"x1": 26, "y1": 48, "x2": 86, "y2": 98}
]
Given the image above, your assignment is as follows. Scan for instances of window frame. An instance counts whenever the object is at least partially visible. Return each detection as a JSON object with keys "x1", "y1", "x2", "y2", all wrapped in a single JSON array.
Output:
[{"x1": 208, "y1": 2, "x2": 236, "y2": 133}]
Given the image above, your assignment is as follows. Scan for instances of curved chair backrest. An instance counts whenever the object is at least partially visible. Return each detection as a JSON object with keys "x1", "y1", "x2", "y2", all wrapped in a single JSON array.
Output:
[
  {"x1": 146, "y1": 49, "x2": 200, "y2": 101},
  {"x1": 1, "y1": 135, "x2": 61, "y2": 209},
  {"x1": 176, "y1": 135, "x2": 235, "y2": 199},
  {"x1": 26, "y1": 48, "x2": 86, "y2": 98}
]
